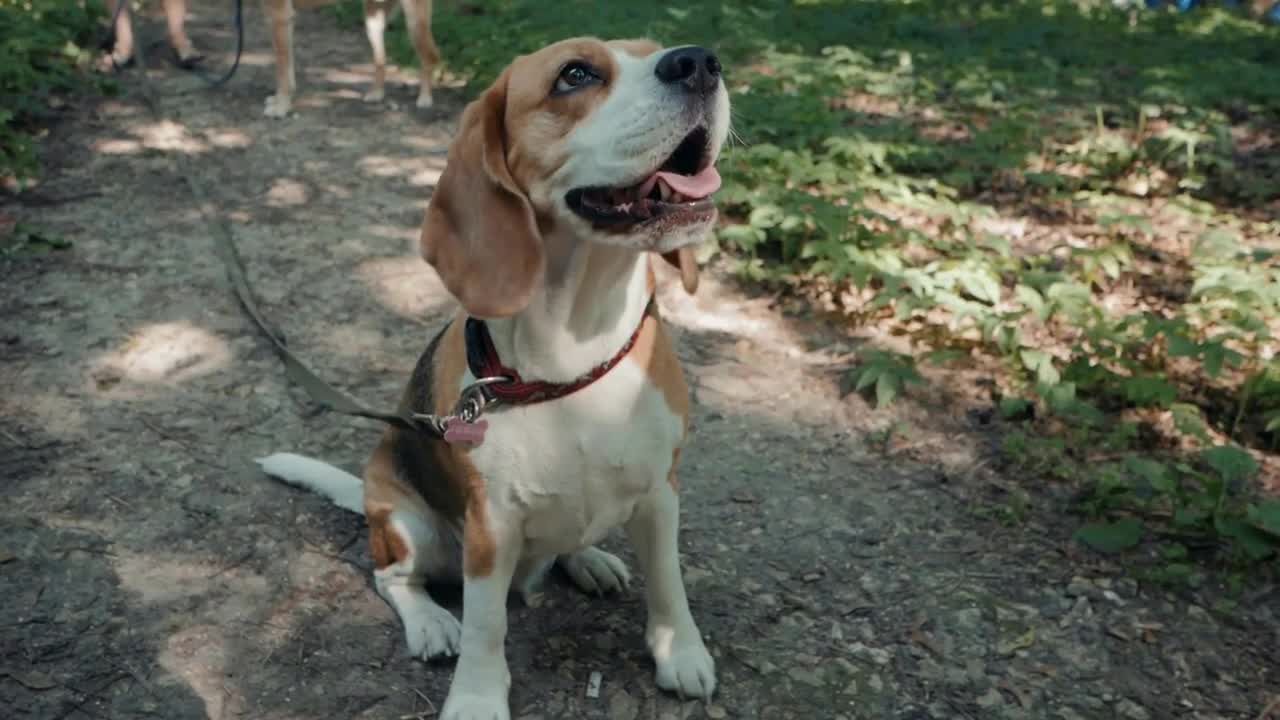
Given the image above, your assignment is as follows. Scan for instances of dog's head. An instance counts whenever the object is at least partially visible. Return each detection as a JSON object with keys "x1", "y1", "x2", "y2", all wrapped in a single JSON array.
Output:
[{"x1": 421, "y1": 37, "x2": 731, "y2": 318}]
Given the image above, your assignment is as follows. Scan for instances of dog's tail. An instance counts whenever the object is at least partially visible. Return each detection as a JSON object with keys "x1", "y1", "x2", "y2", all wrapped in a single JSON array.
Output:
[{"x1": 256, "y1": 452, "x2": 365, "y2": 516}]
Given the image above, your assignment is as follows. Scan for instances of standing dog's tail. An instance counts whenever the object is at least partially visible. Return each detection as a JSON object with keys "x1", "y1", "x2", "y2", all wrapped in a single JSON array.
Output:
[{"x1": 257, "y1": 453, "x2": 365, "y2": 516}]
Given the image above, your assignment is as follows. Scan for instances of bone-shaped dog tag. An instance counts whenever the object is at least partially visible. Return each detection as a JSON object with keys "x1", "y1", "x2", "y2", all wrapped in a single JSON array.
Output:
[{"x1": 442, "y1": 417, "x2": 488, "y2": 448}]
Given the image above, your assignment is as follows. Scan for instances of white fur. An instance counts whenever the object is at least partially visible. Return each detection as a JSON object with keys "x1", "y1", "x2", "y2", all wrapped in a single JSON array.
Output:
[{"x1": 256, "y1": 452, "x2": 364, "y2": 514}]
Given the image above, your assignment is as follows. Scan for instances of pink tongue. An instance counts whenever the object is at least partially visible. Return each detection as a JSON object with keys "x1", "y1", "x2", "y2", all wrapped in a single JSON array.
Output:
[{"x1": 643, "y1": 166, "x2": 722, "y2": 199}]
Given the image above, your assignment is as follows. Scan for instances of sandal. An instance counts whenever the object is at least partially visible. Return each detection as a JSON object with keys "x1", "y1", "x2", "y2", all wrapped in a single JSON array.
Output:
[
  {"x1": 94, "y1": 51, "x2": 135, "y2": 74},
  {"x1": 173, "y1": 46, "x2": 205, "y2": 71}
]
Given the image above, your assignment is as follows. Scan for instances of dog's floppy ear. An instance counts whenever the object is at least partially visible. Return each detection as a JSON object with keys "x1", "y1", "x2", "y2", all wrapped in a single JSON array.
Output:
[
  {"x1": 421, "y1": 68, "x2": 543, "y2": 319},
  {"x1": 660, "y1": 247, "x2": 700, "y2": 294}
]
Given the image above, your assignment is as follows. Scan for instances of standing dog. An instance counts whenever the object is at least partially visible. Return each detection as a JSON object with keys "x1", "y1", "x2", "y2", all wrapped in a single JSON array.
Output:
[
  {"x1": 261, "y1": 0, "x2": 439, "y2": 117},
  {"x1": 259, "y1": 36, "x2": 728, "y2": 719}
]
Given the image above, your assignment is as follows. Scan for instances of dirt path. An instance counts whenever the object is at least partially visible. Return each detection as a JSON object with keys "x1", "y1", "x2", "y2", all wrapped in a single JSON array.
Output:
[{"x1": 2, "y1": 5, "x2": 1276, "y2": 720}]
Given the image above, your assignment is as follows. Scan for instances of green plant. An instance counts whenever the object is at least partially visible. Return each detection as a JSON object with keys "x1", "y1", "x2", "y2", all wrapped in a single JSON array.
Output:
[{"x1": 0, "y1": 0, "x2": 105, "y2": 182}]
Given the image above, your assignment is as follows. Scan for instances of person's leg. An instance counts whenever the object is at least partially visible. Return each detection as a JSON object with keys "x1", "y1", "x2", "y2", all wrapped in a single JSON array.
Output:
[
  {"x1": 96, "y1": 0, "x2": 135, "y2": 72},
  {"x1": 162, "y1": 0, "x2": 204, "y2": 66}
]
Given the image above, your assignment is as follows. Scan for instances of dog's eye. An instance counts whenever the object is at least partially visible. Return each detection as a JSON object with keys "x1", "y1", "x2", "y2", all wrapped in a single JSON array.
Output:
[{"x1": 554, "y1": 62, "x2": 599, "y2": 94}]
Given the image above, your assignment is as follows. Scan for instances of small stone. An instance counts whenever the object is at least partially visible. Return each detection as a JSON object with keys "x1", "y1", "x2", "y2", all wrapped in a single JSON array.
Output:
[
  {"x1": 607, "y1": 689, "x2": 638, "y2": 720},
  {"x1": 1065, "y1": 576, "x2": 1093, "y2": 597},
  {"x1": 705, "y1": 706, "x2": 728, "y2": 719},
  {"x1": 977, "y1": 688, "x2": 1004, "y2": 709},
  {"x1": 1116, "y1": 699, "x2": 1150, "y2": 720},
  {"x1": 867, "y1": 673, "x2": 884, "y2": 693},
  {"x1": 788, "y1": 666, "x2": 824, "y2": 687},
  {"x1": 831, "y1": 622, "x2": 844, "y2": 641},
  {"x1": 847, "y1": 642, "x2": 891, "y2": 666},
  {"x1": 954, "y1": 607, "x2": 983, "y2": 630}
]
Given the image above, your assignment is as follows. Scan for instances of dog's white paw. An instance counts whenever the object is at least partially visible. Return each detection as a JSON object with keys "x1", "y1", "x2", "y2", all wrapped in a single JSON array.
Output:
[
  {"x1": 440, "y1": 692, "x2": 509, "y2": 720},
  {"x1": 263, "y1": 94, "x2": 292, "y2": 118},
  {"x1": 652, "y1": 630, "x2": 716, "y2": 700},
  {"x1": 362, "y1": 88, "x2": 385, "y2": 104},
  {"x1": 558, "y1": 547, "x2": 630, "y2": 596},
  {"x1": 404, "y1": 602, "x2": 462, "y2": 660},
  {"x1": 416, "y1": 90, "x2": 434, "y2": 109}
]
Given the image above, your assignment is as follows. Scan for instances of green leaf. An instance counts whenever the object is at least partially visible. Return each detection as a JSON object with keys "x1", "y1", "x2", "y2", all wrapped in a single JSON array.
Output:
[
  {"x1": 1120, "y1": 375, "x2": 1177, "y2": 408},
  {"x1": 1216, "y1": 516, "x2": 1276, "y2": 561},
  {"x1": 875, "y1": 373, "x2": 897, "y2": 408},
  {"x1": 1166, "y1": 333, "x2": 1200, "y2": 358},
  {"x1": 1171, "y1": 403, "x2": 1211, "y2": 443},
  {"x1": 854, "y1": 366, "x2": 882, "y2": 392},
  {"x1": 1014, "y1": 284, "x2": 1048, "y2": 321},
  {"x1": 1074, "y1": 518, "x2": 1143, "y2": 554},
  {"x1": 1201, "y1": 446, "x2": 1258, "y2": 485},
  {"x1": 1247, "y1": 501, "x2": 1280, "y2": 538},
  {"x1": 1125, "y1": 456, "x2": 1176, "y2": 494},
  {"x1": 999, "y1": 397, "x2": 1032, "y2": 420},
  {"x1": 1020, "y1": 349, "x2": 1060, "y2": 386}
]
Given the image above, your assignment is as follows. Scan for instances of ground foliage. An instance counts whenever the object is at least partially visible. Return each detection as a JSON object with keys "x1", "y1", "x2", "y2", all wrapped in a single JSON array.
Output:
[{"x1": 0, "y1": 0, "x2": 106, "y2": 183}]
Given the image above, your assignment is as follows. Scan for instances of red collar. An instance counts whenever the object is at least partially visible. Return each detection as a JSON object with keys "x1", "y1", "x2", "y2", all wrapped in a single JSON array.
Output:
[{"x1": 463, "y1": 299, "x2": 650, "y2": 406}]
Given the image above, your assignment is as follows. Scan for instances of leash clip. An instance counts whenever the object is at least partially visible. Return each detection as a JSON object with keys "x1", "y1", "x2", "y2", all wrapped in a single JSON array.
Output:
[
  {"x1": 453, "y1": 376, "x2": 511, "y2": 423},
  {"x1": 409, "y1": 375, "x2": 512, "y2": 441}
]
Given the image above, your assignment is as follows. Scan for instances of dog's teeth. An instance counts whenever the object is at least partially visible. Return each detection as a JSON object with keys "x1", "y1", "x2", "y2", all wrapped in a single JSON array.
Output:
[{"x1": 658, "y1": 181, "x2": 673, "y2": 202}]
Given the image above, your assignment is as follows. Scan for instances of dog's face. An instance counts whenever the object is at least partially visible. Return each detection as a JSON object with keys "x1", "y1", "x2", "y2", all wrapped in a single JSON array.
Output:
[{"x1": 421, "y1": 37, "x2": 731, "y2": 319}]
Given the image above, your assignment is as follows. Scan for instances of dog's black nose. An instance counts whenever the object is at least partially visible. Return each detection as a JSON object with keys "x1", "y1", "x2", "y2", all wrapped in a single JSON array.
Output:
[{"x1": 655, "y1": 46, "x2": 721, "y2": 93}]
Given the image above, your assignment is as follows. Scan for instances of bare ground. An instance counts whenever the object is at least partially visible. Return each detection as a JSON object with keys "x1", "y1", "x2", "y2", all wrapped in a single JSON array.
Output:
[{"x1": 1, "y1": 5, "x2": 1277, "y2": 720}]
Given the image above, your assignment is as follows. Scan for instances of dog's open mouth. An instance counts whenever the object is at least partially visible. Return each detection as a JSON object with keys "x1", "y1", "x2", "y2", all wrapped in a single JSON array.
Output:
[{"x1": 566, "y1": 127, "x2": 720, "y2": 229}]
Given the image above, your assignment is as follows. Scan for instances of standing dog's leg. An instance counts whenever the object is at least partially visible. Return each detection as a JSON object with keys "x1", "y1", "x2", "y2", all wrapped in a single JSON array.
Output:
[
  {"x1": 263, "y1": 0, "x2": 296, "y2": 117},
  {"x1": 362, "y1": 0, "x2": 392, "y2": 103},
  {"x1": 402, "y1": 0, "x2": 440, "y2": 109},
  {"x1": 625, "y1": 479, "x2": 716, "y2": 699},
  {"x1": 440, "y1": 492, "x2": 520, "y2": 720}
]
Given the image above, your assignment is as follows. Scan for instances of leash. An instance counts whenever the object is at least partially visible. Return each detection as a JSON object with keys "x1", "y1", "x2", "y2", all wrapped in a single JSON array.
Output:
[{"x1": 101, "y1": 0, "x2": 244, "y2": 86}]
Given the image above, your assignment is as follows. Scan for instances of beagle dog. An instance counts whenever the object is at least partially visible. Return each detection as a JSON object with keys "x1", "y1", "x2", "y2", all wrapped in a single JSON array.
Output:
[
  {"x1": 258, "y1": 36, "x2": 728, "y2": 719},
  {"x1": 261, "y1": 0, "x2": 439, "y2": 117}
]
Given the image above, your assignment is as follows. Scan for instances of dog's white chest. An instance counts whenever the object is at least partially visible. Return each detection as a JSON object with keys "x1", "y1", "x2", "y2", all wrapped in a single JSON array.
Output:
[{"x1": 469, "y1": 359, "x2": 683, "y2": 557}]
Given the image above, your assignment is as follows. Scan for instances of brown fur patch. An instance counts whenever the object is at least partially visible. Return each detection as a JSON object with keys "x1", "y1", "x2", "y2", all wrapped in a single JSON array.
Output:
[
  {"x1": 463, "y1": 478, "x2": 496, "y2": 577},
  {"x1": 629, "y1": 302, "x2": 691, "y2": 494},
  {"x1": 361, "y1": 311, "x2": 497, "y2": 577}
]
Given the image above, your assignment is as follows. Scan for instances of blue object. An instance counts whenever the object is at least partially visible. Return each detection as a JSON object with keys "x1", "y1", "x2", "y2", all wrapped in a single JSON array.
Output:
[
  {"x1": 1267, "y1": 2, "x2": 1280, "y2": 23},
  {"x1": 1145, "y1": 0, "x2": 1164, "y2": 7},
  {"x1": 1174, "y1": 0, "x2": 1197, "y2": 9}
]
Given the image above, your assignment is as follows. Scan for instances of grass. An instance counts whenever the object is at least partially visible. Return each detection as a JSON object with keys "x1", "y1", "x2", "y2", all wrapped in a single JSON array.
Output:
[{"x1": 335, "y1": 0, "x2": 1280, "y2": 583}]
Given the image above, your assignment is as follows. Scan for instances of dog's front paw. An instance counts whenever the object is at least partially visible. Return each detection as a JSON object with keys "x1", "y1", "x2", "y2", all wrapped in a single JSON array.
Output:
[
  {"x1": 441, "y1": 692, "x2": 509, "y2": 720},
  {"x1": 558, "y1": 547, "x2": 631, "y2": 596},
  {"x1": 415, "y1": 90, "x2": 434, "y2": 109},
  {"x1": 362, "y1": 88, "x2": 385, "y2": 104},
  {"x1": 404, "y1": 602, "x2": 462, "y2": 660},
  {"x1": 263, "y1": 94, "x2": 292, "y2": 118},
  {"x1": 651, "y1": 628, "x2": 716, "y2": 700}
]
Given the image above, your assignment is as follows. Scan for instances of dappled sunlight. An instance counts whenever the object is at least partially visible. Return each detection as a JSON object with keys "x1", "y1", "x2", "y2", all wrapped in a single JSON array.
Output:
[
  {"x1": 158, "y1": 625, "x2": 237, "y2": 719},
  {"x1": 87, "y1": 321, "x2": 232, "y2": 396},
  {"x1": 357, "y1": 153, "x2": 446, "y2": 187},
  {"x1": 91, "y1": 118, "x2": 254, "y2": 157},
  {"x1": 264, "y1": 177, "x2": 312, "y2": 208},
  {"x1": 355, "y1": 254, "x2": 452, "y2": 320}
]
